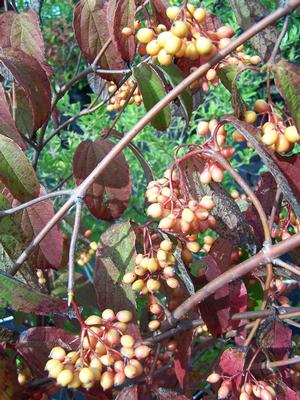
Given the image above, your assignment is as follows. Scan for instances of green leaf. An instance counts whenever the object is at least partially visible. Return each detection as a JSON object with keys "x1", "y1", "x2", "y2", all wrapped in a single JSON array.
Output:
[
  {"x1": 0, "y1": 270, "x2": 68, "y2": 314},
  {"x1": 0, "y1": 134, "x2": 39, "y2": 202},
  {"x1": 272, "y1": 60, "x2": 300, "y2": 132},
  {"x1": 155, "y1": 63, "x2": 193, "y2": 122},
  {"x1": 94, "y1": 221, "x2": 137, "y2": 319},
  {"x1": 133, "y1": 63, "x2": 171, "y2": 131},
  {"x1": 217, "y1": 65, "x2": 247, "y2": 118}
]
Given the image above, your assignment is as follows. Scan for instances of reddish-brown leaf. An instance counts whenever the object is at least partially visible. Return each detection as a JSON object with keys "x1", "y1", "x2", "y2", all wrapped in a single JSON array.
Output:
[
  {"x1": 228, "y1": 280, "x2": 248, "y2": 329},
  {"x1": 15, "y1": 87, "x2": 35, "y2": 138},
  {"x1": 243, "y1": 172, "x2": 277, "y2": 245},
  {"x1": 174, "y1": 330, "x2": 193, "y2": 390},
  {"x1": 149, "y1": 0, "x2": 171, "y2": 29},
  {"x1": 277, "y1": 385, "x2": 299, "y2": 400},
  {"x1": 12, "y1": 187, "x2": 64, "y2": 269},
  {"x1": 155, "y1": 388, "x2": 191, "y2": 400},
  {"x1": 73, "y1": 137, "x2": 132, "y2": 220},
  {"x1": 16, "y1": 327, "x2": 79, "y2": 374},
  {"x1": 198, "y1": 255, "x2": 230, "y2": 337},
  {"x1": 218, "y1": 349, "x2": 245, "y2": 392},
  {"x1": 272, "y1": 152, "x2": 300, "y2": 203},
  {"x1": 0, "y1": 84, "x2": 26, "y2": 149},
  {"x1": 258, "y1": 320, "x2": 292, "y2": 361},
  {"x1": 0, "y1": 48, "x2": 51, "y2": 131},
  {"x1": 94, "y1": 221, "x2": 137, "y2": 318},
  {"x1": 107, "y1": 0, "x2": 136, "y2": 62},
  {"x1": 0, "y1": 349, "x2": 21, "y2": 400},
  {"x1": 0, "y1": 9, "x2": 52, "y2": 76},
  {"x1": 203, "y1": 13, "x2": 222, "y2": 32},
  {"x1": 115, "y1": 385, "x2": 139, "y2": 400},
  {"x1": 73, "y1": 0, "x2": 125, "y2": 82}
]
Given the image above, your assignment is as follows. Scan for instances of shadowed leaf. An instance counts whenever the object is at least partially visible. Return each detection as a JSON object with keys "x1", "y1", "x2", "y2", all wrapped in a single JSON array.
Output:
[
  {"x1": 15, "y1": 88, "x2": 35, "y2": 138},
  {"x1": 73, "y1": 0, "x2": 125, "y2": 82},
  {"x1": 16, "y1": 327, "x2": 79, "y2": 374},
  {"x1": 0, "y1": 135, "x2": 39, "y2": 202},
  {"x1": 0, "y1": 270, "x2": 68, "y2": 314},
  {"x1": 0, "y1": 48, "x2": 51, "y2": 131},
  {"x1": 0, "y1": 9, "x2": 52, "y2": 75},
  {"x1": 149, "y1": 0, "x2": 171, "y2": 29},
  {"x1": 155, "y1": 388, "x2": 190, "y2": 400},
  {"x1": 73, "y1": 137, "x2": 132, "y2": 220},
  {"x1": 218, "y1": 348, "x2": 245, "y2": 394},
  {"x1": 115, "y1": 385, "x2": 139, "y2": 400},
  {"x1": 134, "y1": 63, "x2": 171, "y2": 131},
  {"x1": 174, "y1": 330, "x2": 193, "y2": 390},
  {"x1": 0, "y1": 84, "x2": 26, "y2": 149},
  {"x1": 0, "y1": 349, "x2": 21, "y2": 399},
  {"x1": 94, "y1": 221, "x2": 137, "y2": 318},
  {"x1": 272, "y1": 60, "x2": 300, "y2": 132},
  {"x1": 107, "y1": 0, "x2": 136, "y2": 62}
]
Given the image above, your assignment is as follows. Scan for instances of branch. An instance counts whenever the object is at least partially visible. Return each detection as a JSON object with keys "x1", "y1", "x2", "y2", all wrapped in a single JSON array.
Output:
[
  {"x1": 273, "y1": 258, "x2": 300, "y2": 277},
  {"x1": 165, "y1": 232, "x2": 300, "y2": 329},
  {"x1": 68, "y1": 197, "x2": 84, "y2": 306},
  {"x1": 10, "y1": 0, "x2": 300, "y2": 275},
  {"x1": 0, "y1": 190, "x2": 72, "y2": 217}
]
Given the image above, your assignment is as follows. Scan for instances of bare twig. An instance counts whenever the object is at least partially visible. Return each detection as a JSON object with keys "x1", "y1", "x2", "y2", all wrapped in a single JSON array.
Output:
[
  {"x1": 269, "y1": 16, "x2": 290, "y2": 64},
  {"x1": 68, "y1": 197, "x2": 84, "y2": 306},
  {"x1": 0, "y1": 189, "x2": 72, "y2": 217},
  {"x1": 10, "y1": 1, "x2": 300, "y2": 275},
  {"x1": 273, "y1": 258, "x2": 300, "y2": 277}
]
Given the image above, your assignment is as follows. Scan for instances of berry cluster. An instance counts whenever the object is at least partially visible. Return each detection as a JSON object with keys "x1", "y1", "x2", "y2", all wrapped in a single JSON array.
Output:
[
  {"x1": 77, "y1": 230, "x2": 98, "y2": 267},
  {"x1": 107, "y1": 79, "x2": 142, "y2": 112},
  {"x1": 231, "y1": 100, "x2": 300, "y2": 154},
  {"x1": 130, "y1": 4, "x2": 260, "y2": 92},
  {"x1": 145, "y1": 169, "x2": 216, "y2": 265},
  {"x1": 45, "y1": 309, "x2": 151, "y2": 390},
  {"x1": 123, "y1": 236, "x2": 180, "y2": 295},
  {"x1": 207, "y1": 373, "x2": 277, "y2": 400}
]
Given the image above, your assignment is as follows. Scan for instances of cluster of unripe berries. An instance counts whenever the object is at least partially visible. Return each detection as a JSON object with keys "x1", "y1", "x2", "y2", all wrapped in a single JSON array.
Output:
[
  {"x1": 207, "y1": 373, "x2": 276, "y2": 400},
  {"x1": 271, "y1": 210, "x2": 300, "y2": 242},
  {"x1": 45, "y1": 309, "x2": 151, "y2": 390},
  {"x1": 123, "y1": 238, "x2": 180, "y2": 295},
  {"x1": 145, "y1": 169, "x2": 216, "y2": 258},
  {"x1": 232, "y1": 100, "x2": 300, "y2": 154},
  {"x1": 36, "y1": 269, "x2": 46, "y2": 286},
  {"x1": 107, "y1": 79, "x2": 142, "y2": 112},
  {"x1": 77, "y1": 230, "x2": 98, "y2": 267}
]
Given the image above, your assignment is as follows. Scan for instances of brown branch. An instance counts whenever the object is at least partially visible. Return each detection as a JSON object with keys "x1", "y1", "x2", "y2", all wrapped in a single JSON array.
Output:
[
  {"x1": 165, "y1": 232, "x2": 300, "y2": 329},
  {"x1": 273, "y1": 258, "x2": 300, "y2": 277},
  {"x1": 10, "y1": 1, "x2": 300, "y2": 275}
]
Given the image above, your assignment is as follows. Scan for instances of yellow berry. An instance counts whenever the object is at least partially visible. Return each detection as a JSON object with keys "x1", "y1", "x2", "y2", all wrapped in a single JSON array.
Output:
[
  {"x1": 102, "y1": 308, "x2": 115, "y2": 320},
  {"x1": 254, "y1": 99, "x2": 269, "y2": 113},
  {"x1": 148, "y1": 320, "x2": 160, "y2": 331},
  {"x1": 185, "y1": 41, "x2": 199, "y2": 60},
  {"x1": 196, "y1": 36, "x2": 212, "y2": 55},
  {"x1": 50, "y1": 346, "x2": 66, "y2": 361},
  {"x1": 147, "y1": 202, "x2": 163, "y2": 218},
  {"x1": 275, "y1": 133, "x2": 291, "y2": 153},
  {"x1": 132, "y1": 279, "x2": 145, "y2": 291},
  {"x1": 157, "y1": 24, "x2": 167, "y2": 33},
  {"x1": 165, "y1": 35, "x2": 182, "y2": 55},
  {"x1": 90, "y1": 241, "x2": 98, "y2": 251},
  {"x1": 197, "y1": 121, "x2": 210, "y2": 136},
  {"x1": 123, "y1": 272, "x2": 137, "y2": 284},
  {"x1": 57, "y1": 369, "x2": 74, "y2": 387},
  {"x1": 250, "y1": 55, "x2": 261, "y2": 65},
  {"x1": 171, "y1": 21, "x2": 188, "y2": 38},
  {"x1": 284, "y1": 126, "x2": 300, "y2": 143},
  {"x1": 124, "y1": 364, "x2": 138, "y2": 379},
  {"x1": 186, "y1": 3, "x2": 195, "y2": 15},
  {"x1": 136, "y1": 28, "x2": 155, "y2": 44},
  {"x1": 262, "y1": 129, "x2": 278, "y2": 146},
  {"x1": 181, "y1": 208, "x2": 195, "y2": 223},
  {"x1": 146, "y1": 40, "x2": 161, "y2": 56},
  {"x1": 120, "y1": 334, "x2": 135, "y2": 348},
  {"x1": 100, "y1": 371, "x2": 114, "y2": 390},
  {"x1": 193, "y1": 8, "x2": 206, "y2": 23},
  {"x1": 166, "y1": 6, "x2": 180, "y2": 20},
  {"x1": 157, "y1": 49, "x2": 173, "y2": 65},
  {"x1": 186, "y1": 241, "x2": 201, "y2": 253},
  {"x1": 147, "y1": 278, "x2": 161, "y2": 292},
  {"x1": 85, "y1": 315, "x2": 102, "y2": 325},
  {"x1": 157, "y1": 31, "x2": 173, "y2": 47},
  {"x1": 116, "y1": 310, "x2": 132, "y2": 323},
  {"x1": 122, "y1": 27, "x2": 133, "y2": 36},
  {"x1": 244, "y1": 110, "x2": 257, "y2": 124},
  {"x1": 68, "y1": 372, "x2": 81, "y2": 389},
  {"x1": 160, "y1": 239, "x2": 173, "y2": 251}
]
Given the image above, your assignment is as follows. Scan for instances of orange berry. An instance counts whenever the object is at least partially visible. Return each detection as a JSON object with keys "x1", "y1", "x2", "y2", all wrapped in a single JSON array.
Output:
[
  {"x1": 134, "y1": 345, "x2": 151, "y2": 359},
  {"x1": 116, "y1": 310, "x2": 132, "y2": 323},
  {"x1": 147, "y1": 203, "x2": 163, "y2": 218},
  {"x1": 197, "y1": 121, "x2": 210, "y2": 136},
  {"x1": 207, "y1": 372, "x2": 221, "y2": 383},
  {"x1": 114, "y1": 371, "x2": 126, "y2": 386},
  {"x1": 254, "y1": 99, "x2": 269, "y2": 113},
  {"x1": 275, "y1": 133, "x2": 291, "y2": 153},
  {"x1": 100, "y1": 371, "x2": 114, "y2": 390},
  {"x1": 85, "y1": 315, "x2": 102, "y2": 325},
  {"x1": 181, "y1": 208, "x2": 195, "y2": 223},
  {"x1": 216, "y1": 26, "x2": 234, "y2": 39},
  {"x1": 102, "y1": 308, "x2": 115, "y2": 320},
  {"x1": 186, "y1": 241, "x2": 201, "y2": 253},
  {"x1": 244, "y1": 110, "x2": 257, "y2": 124},
  {"x1": 250, "y1": 55, "x2": 261, "y2": 65},
  {"x1": 148, "y1": 320, "x2": 160, "y2": 331},
  {"x1": 166, "y1": 277, "x2": 179, "y2": 288},
  {"x1": 122, "y1": 27, "x2": 133, "y2": 36}
]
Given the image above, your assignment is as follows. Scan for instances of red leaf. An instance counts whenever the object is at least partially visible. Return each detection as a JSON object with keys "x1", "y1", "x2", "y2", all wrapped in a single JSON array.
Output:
[
  {"x1": 203, "y1": 13, "x2": 222, "y2": 32},
  {"x1": 259, "y1": 320, "x2": 292, "y2": 360},
  {"x1": 272, "y1": 152, "x2": 300, "y2": 203},
  {"x1": 115, "y1": 385, "x2": 139, "y2": 400},
  {"x1": 218, "y1": 349, "x2": 245, "y2": 392},
  {"x1": 15, "y1": 87, "x2": 35, "y2": 138},
  {"x1": 73, "y1": 0, "x2": 125, "y2": 82},
  {"x1": 0, "y1": 48, "x2": 51, "y2": 131},
  {"x1": 174, "y1": 330, "x2": 193, "y2": 390},
  {"x1": 196, "y1": 238, "x2": 233, "y2": 337},
  {"x1": 228, "y1": 280, "x2": 248, "y2": 329},
  {"x1": 73, "y1": 137, "x2": 132, "y2": 220},
  {"x1": 0, "y1": 84, "x2": 26, "y2": 149},
  {"x1": 243, "y1": 172, "x2": 277, "y2": 245},
  {"x1": 0, "y1": 9, "x2": 52, "y2": 76},
  {"x1": 277, "y1": 385, "x2": 299, "y2": 400},
  {"x1": 155, "y1": 388, "x2": 191, "y2": 400},
  {"x1": 12, "y1": 187, "x2": 64, "y2": 269},
  {"x1": 16, "y1": 327, "x2": 79, "y2": 374},
  {"x1": 149, "y1": 0, "x2": 171, "y2": 29},
  {"x1": 107, "y1": 0, "x2": 136, "y2": 62}
]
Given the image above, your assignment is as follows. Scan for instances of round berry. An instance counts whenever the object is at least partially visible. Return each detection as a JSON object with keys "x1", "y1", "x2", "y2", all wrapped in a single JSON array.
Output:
[
  {"x1": 50, "y1": 346, "x2": 66, "y2": 361},
  {"x1": 120, "y1": 334, "x2": 135, "y2": 348},
  {"x1": 116, "y1": 310, "x2": 133, "y2": 323},
  {"x1": 166, "y1": 6, "x2": 180, "y2": 20},
  {"x1": 136, "y1": 28, "x2": 155, "y2": 44},
  {"x1": 196, "y1": 37, "x2": 213, "y2": 55},
  {"x1": 102, "y1": 308, "x2": 115, "y2": 320},
  {"x1": 100, "y1": 371, "x2": 114, "y2": 390},
  {"x1": 146, "y1": 40, "x2": 161, "y2": 56},
  {"x1": 193, "y1": 8, "x2": 206, "y2": 22},
  {"x1": 157, "y1": 49, "x2": 173, "y2": 65},
  {"x1": 284, "y1": 126, "x2": 300, "y2": 143},
  {"x1": 171, "y1": 21, "x2": 188, "y2": 38},
  {"x1": 79, "y1": 367, "x2": 95, "y2": 384},
  {"x1": 57, "y1": 369, "x2": 74, "y2": 387}
]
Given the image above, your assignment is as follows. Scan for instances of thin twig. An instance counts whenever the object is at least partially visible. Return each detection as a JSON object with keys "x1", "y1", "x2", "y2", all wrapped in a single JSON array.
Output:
[
  {"x1": 0, "y1": 190, "x2": 73, "y2": 217},
  {"x1": 269, "y1": 16, "x2": 290, "y2": 64},
  {"x1": 273, "y1": 258, "x2": 300, "y2": 277},
  {"x1": 10, "y1": 1, "x2": 300, "y2": 275},
  {"x1": 68, "y1": 197, "x2": 84, "y2": 306}
]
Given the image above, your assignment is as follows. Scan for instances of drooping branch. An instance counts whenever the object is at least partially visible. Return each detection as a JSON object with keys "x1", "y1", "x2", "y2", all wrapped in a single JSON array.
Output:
[{"x1": 10, "y1": 0, "x2": 300, "y2": 276}]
